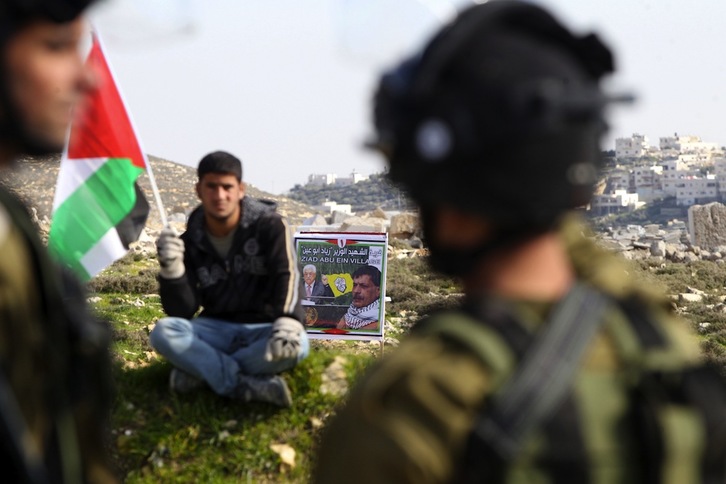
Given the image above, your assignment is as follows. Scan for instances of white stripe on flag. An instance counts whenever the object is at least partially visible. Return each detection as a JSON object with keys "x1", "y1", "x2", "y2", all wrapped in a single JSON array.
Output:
[
  {"x1": 52, "y1": 157, "x2": 108, "y2": 211},
  {"x1": 80, "y1": 227, "x2": 126, "y2": 278}
]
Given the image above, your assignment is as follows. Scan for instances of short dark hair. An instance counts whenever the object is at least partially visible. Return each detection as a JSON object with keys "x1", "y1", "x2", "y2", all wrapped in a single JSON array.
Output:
[
  {"x1": 197, "y1": 151, "x2": 243, "y2": 181},
  {"x1": 352, "y1": 265, "x2": 381, "y2": 287}
]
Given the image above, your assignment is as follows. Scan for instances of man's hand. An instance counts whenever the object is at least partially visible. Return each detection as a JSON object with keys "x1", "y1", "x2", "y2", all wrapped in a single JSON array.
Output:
[
  {"x1": 265, "y1": 317, "x2": 303, "y2": 361},
  {"x1": 156, "y1": 228, "x2": 185, "y2": 279}
]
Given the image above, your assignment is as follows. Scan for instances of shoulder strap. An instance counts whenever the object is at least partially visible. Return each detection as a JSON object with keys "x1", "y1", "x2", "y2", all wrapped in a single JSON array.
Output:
[
  {"x1": 465, "y1": 283, "x2": 610, "y2": 461},
  {"x1": 416, "y1": 283, "x2": 611, "y2": 482}
]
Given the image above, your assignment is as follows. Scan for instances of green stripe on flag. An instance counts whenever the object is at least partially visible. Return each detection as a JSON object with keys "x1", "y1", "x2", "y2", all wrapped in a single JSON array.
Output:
[{"x1": 49, "y1": 158, "x2": 144, "y2": 278}]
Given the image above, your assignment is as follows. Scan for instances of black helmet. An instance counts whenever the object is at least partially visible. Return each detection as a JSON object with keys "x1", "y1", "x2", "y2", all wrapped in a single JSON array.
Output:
[
  {"x1": 372, "y1": 0, "x2": 627, "y2": 229},
  {"x1": 0, "y1": 0, "x2": 95, "y2": 29}
]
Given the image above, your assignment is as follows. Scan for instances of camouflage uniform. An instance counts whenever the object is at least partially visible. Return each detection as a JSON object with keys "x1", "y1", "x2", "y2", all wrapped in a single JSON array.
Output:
[
  {"x1": 314, "y1": 217, "x2": 708, "y2": 484},
  {"x1": 0, "y1": 187, "x2": 115, "y2": 483}
]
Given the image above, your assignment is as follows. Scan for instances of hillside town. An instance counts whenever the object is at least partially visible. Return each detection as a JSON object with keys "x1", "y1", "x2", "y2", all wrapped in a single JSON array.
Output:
[
  {"x1": 593, "y1": 133, "x2": 724, "y2": 214},
  {"x1": 306, "y1": 170, "x2": 370, "y2": 188}
]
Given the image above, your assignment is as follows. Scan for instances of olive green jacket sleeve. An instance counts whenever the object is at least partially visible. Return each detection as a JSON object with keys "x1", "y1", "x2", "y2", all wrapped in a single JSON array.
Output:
[{"x1": 314, "y1": 336, "x2": 491, "y2": 484}]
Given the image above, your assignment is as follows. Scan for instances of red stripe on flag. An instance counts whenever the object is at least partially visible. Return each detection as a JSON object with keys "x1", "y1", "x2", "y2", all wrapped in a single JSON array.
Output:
[{"x1": 68, "y1": 36, "x2": 145, "y2": 169}]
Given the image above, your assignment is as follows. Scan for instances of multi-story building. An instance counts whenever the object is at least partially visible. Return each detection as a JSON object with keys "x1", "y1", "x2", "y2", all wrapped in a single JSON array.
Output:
[
  {"x1": 315, "y1": 200, "x2": 352, "y2": 216},
  {"x1": 661, "y1": 158, "x2": 693, "y2": 196},
  {"x1": 334, "y1": 170, "x2": 368, "y2": 186},
  {"x1": 590, "y1": 189, "x2": 643, "y2": 216},
  {"x1": 675, "y1": 176, "x2": 718, "y2": 206},
  {"x1": 594, "y1": 133, "x2": 726, "y2": 214},
  {"x1": 308, "y1": 173, "x2": 337, "y2": 186},
  {"x1": 606, "y1": 167, "x2": 631, "y2": 192},
  {"x1": 713, "y1": 158, "x2": 726, "y2": 199},
  {"x1": 659, "y1": 134, "x2": 720, "y2": 154},
  {"x1": 615, "y1": 133, "x2": 649, "y2": 159},
  {"x1": 633, "y1": 165, "x2": 664, "y2": 202},
  {"x1": 308, "y1": 171, "x2": 369, "y2": 187}
]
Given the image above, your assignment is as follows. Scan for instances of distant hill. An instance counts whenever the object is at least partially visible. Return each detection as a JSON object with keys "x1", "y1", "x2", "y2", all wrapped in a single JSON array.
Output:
[
  {"x1": 286, "y1": 173, "x2": 413, "y2": 212},
  {"x1": 0, "y1": 154, "x2": 317, "y2": 228}
]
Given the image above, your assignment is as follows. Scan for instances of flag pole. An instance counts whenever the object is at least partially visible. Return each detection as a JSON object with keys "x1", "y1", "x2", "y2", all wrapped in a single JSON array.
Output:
[
  {"x1": 92, "y1": 27, "x2": 169, "y2": 228},
  {"x1": 141, "y1": 155, "x2": 169, "y2": 227}
]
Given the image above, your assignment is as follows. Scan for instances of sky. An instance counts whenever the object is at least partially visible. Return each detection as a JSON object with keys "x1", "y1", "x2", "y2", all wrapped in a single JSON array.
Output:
[{"x1": 89, "y1": 0, "x2": 726, "y2": 194}]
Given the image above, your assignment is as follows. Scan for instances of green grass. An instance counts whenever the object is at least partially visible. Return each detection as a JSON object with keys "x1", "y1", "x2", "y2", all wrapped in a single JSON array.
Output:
[
  {"x1": 629, "y1": 259, "x2": 726, "y2": 372},
  {"x1": 90, "y1": 254, "x2": 379, "y2": 482},
  {"x1": 92, "y1": 252, "x2": 726, "y2": 481},
  {"x1": 109, "y1": 347, "x2": 364, "y2": 482}
]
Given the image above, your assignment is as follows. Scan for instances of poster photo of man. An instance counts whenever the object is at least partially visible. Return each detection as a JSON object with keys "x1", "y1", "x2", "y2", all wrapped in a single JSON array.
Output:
[{"x1": 294, "y1": 233, "x2": 387, "y2": 336}]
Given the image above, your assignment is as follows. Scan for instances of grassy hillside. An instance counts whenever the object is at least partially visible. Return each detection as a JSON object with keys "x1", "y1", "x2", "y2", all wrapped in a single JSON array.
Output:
[{"x1": 93, "y1": 252, "x2": 726, "y2": 481}]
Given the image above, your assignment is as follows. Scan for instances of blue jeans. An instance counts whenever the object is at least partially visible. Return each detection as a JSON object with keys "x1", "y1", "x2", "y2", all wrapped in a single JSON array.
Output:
[{"x1": 149, "y1": 317, "x2": 310, "y2": 396}]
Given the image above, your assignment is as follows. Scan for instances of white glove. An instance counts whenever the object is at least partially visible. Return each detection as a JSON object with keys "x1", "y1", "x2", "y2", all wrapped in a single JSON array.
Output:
[
  {"x1": 156, "y1": 228, "x2": 185, "y2": 279},
  {"x1": 265, "y1": 317, "x2": 303, "y2": 362}
]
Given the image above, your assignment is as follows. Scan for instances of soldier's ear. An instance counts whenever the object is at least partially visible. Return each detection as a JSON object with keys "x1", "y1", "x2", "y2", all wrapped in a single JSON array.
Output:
[
  {"x1": 195, "y1": 181, "x2": 202, "y2": 200},
  {"x1": 239, "y1": 181, "x2": 246, "y2": 200}
]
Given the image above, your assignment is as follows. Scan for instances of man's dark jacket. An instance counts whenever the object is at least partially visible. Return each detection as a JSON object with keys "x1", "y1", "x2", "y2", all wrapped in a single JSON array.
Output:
[{"x1": 159, "y1": 197, "x2": 303, "y2": 324}]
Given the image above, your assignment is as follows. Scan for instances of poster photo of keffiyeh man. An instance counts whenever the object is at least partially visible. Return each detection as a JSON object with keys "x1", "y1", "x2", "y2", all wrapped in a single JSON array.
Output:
[{"x1": 294, "y1": 232, "x2": 388, "y2": 336}]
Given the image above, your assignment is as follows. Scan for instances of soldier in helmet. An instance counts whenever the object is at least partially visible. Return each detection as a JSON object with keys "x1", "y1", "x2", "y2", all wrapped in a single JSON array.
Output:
[
  {"x1": 315, "y1": 2, "x2": 726, "y2": 483},
  {"x1": 0, "y1": 1, "x2": 116, "y2": 482}
]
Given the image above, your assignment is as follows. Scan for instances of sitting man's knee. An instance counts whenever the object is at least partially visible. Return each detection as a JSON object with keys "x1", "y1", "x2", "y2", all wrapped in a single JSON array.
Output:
[{"x1": 150, "y1": 317, "x2": 193, "y2": 351}]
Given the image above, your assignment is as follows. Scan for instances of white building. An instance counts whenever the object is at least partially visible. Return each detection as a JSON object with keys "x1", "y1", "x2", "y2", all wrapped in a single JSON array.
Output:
[
  {"x1": 659, "y1": 134, "x2": 720, "y2": 154},
  {"x1": 633, "y1": 165, "x2": 664, "y2": 202},
  {"x1": 713, "y1": 158, "x2": 726, "y2": 198},
  {"x1": 606, "y1": 168, "x2": 631, "y2": 192},
  {"x1": 308, "y1": 173, "x2": 337, "y2": 186},
  {"x1": 660, "y1": 158, "x2": 694, "y2": 196},
  {"x1": 615, "y1": 133, "x2": 649, "y2": 159},
  {"x1": 334, "y1": 170, "x2": 368, "y2": 186},
  {"x1": 633, "y1": 165, "x2": 662, "y2": 188},
  {"x1": 315, "y1": 200, "x2": 352, "y2": 215},
  {"x1": 590, "y1": 189, "x2": 643, "y2": 216},
  {"x1": 659, "y1": 134, "x2": 681, "y2": 151},
  {"x1": 675, "y1": 176, "x2": 718, "y2": 206}
]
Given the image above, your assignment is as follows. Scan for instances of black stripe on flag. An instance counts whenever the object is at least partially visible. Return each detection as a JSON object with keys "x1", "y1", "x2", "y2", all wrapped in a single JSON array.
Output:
[{"x1": 115, "y1": 182, "x2": 150, "y2": 249}]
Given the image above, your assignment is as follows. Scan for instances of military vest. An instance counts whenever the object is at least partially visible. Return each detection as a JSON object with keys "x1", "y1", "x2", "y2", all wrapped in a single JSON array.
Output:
[{"x1": 414, "y1": 293, "x2": 726, "y2": 484}]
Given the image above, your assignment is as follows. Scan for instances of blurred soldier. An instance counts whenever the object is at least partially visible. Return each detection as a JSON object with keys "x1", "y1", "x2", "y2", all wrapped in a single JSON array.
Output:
[
  {"x1": 315, "y1": 2, "x2": 726, "y2": 483},
  {"x1": 0, "y1": 0, "x2": 116, "y2": 482},
  {"x1": 150, "y1": 151, "x2": 308, "y2": 407}
]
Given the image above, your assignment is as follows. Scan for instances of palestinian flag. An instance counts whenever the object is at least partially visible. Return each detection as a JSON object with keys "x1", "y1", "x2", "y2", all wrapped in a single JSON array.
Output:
[{"x1": 49, "y1": 34, "x2": 149, "y2": 281}]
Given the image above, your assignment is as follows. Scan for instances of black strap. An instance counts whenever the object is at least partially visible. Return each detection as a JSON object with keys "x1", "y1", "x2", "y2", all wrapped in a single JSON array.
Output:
[
  {"x1": 620, "y1": 298, "x2": 726, "y2": 484},
  {"x1": 459, "y1": 283, "x2": 610, "y2": 483}
]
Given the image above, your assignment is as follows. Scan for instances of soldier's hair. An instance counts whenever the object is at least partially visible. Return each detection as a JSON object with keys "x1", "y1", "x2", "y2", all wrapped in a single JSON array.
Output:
[
  {"x1": 352, "y1": 265, "x2": 381, "y2": 287},
  {"x1": 197, "y1": 151, "x2": 243, "y2": 181}
]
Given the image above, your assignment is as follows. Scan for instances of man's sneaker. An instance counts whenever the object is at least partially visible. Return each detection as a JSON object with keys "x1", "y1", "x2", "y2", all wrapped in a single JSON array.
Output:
[
  {"x1": 232, "y1": 374, "x2": 292, "y2": 408},
  {"x1": 169, "y1": 368, "x2": 205, "y2": 394}
]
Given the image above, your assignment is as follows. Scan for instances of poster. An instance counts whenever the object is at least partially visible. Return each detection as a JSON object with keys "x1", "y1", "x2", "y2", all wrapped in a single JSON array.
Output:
[{"x1": 294, "y1": 232, "x2": 388, "y2": 337}]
